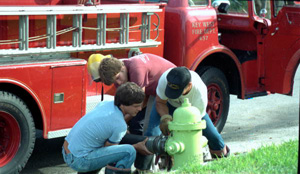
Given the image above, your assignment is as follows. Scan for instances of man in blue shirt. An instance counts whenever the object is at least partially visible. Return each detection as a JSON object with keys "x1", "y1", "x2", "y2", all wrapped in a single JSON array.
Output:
[{"x1": 62, "y1": 82, "x2": 151, "y2": 174}]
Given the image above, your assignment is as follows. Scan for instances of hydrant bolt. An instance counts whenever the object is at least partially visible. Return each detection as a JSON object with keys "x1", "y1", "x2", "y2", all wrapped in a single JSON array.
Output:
[{"x1": 166, "y1": 141, "x2": 184, "y2": 155}]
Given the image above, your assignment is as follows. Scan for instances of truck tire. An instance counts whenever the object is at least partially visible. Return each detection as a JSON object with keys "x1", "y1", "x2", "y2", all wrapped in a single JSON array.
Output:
[
  {"x1": 0, "y1": 91, "x2": 35, "y2": 174},
  {"x1": 198, "y1": 67, "x2": 229, "y2": 133}
]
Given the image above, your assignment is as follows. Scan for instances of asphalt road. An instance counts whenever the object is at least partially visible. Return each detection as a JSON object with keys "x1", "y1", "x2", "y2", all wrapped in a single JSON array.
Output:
[{"x1": 21, "y1": 67, "x2": 299, "y2": 174}]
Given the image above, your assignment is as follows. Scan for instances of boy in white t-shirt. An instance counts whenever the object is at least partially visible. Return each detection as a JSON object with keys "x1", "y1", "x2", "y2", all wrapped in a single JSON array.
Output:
[{"x1": 145, "y1": 67, "x2": 230, "y2": 158}]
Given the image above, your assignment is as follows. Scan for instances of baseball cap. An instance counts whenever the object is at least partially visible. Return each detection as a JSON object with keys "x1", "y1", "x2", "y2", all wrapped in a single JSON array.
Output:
[
  {"x1": 165, "y1": 67, "x2": 191, "y2": 99},
  {"x1": 87, "y1": 54, "x2": 111, "y2": 82}
]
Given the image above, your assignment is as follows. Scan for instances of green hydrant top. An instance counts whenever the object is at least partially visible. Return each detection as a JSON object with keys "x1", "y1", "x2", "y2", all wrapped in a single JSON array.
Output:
[{"x1": 168, "y1": 98, "x2": 206, "y2": 131}]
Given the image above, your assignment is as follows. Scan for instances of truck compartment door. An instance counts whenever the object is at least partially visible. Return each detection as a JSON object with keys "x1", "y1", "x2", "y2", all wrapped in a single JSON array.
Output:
[{"x1": 50, "y1": 63, "x2": 86, "y2": 131}]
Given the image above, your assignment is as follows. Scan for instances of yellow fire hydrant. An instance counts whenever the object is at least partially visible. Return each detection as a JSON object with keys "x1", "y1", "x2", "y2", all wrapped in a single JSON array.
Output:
[{"x1": 165, "y1": 98, "x2": 207, "y2": 170}]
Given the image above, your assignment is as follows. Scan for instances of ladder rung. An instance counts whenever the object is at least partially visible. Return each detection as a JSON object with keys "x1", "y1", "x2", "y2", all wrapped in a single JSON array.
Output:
[
  {"x1": 120, "y1": 13, "x2": 129, "y2": 44},
  {"x1": 19, "y1": 16, "x2": 29, "y2": 50},
  {"x1": 72, "y1": 14, "x2": 83, "y2": 47},
  {"x1": 47, "y1": 15, "x2": 57, "y2": 49},
  {"x1": 97, "y1": 14, "x2": 106, "y2": 46},
  {"x1": 141, "y1": 12, "x2": 153, "y2": 43}
]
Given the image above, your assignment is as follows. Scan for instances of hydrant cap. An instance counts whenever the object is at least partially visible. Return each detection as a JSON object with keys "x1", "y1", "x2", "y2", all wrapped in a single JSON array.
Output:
[
  {"x1": 182, "y1": 98, "x2": 191, "y2": 107},
  {"x1": 172, "y1": 98, "x2": 201, "y2": 124}
]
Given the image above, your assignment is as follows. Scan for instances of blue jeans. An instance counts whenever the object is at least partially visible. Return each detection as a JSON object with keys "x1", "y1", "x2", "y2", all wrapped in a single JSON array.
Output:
[
  {"x1": 145, "y1": 101, "x2": 225, "y2": 151},
  {"x1": 62, "y1": 144, "x2": 136, "y2": 172}
]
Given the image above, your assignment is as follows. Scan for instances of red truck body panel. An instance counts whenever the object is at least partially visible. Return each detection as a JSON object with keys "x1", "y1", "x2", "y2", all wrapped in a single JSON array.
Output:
[
  {"x1": 263, "y1": 6, "x2": 300, "y2": 94},
  {"x1": 0, "y1": 58, "x2": 86, "y2": 138},
  {"x1": 164, "y1": 4, "x2": 220, "y2": 67}
]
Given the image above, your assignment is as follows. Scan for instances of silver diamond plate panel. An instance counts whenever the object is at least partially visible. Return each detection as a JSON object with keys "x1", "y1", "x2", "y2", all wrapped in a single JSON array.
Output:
[
  {"x1": 86, "y1": 94, "x2": 114, "y2": 113},
  {"x1": 47, "y1": 128, "x2": 71, "y2": 139}
]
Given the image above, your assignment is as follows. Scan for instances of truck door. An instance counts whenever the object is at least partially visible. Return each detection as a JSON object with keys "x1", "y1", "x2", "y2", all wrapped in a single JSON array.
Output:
[{"x1": 261, "y1": 0, "x2": 300, "y2": 94}]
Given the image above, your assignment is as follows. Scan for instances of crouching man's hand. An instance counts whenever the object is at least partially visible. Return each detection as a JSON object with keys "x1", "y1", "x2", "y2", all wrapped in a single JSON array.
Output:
[
  {"x1": 160, "y1": 114, "x2": 172, "y2": 136},
  {"x1": 133, "y1": 138, "x2": 153, "y2": 156}
]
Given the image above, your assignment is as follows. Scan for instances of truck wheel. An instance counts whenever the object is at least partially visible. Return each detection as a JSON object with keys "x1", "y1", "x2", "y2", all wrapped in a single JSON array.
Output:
[
  {"x1": 198, "y1": 67, "x2": 229, "y2": 133},
  {"x1": 0, "y1": 91, "x2": 35, "y2": 174}
]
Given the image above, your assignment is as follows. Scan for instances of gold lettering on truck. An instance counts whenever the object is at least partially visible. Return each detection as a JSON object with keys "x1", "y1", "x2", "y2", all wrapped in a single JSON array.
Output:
[{"x1": 191, "y1": 20, "x2": 216, "y2": 41}]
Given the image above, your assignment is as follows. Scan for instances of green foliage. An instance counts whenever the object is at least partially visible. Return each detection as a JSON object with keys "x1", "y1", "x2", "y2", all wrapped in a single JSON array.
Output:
[
  {"x1": 167, "y1": 139, "x2": 298, "y2": 174},
  {"x1": 228, "y1": 0, "x2": 248, "y2": 14}
]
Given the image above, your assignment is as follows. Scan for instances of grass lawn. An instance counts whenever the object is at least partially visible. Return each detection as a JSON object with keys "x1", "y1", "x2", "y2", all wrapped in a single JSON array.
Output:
[{"x1": 161, "y1": 139, "x2": 298, "y2": 174}]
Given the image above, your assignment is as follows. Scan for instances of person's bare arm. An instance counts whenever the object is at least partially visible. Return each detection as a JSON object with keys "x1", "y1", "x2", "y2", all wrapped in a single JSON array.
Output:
[
  {"x1": 142, "y1": 94, "x2": 149, "y2": 109},
  {"x1": 104, "y1": 141, "x2": 118, "y2": 147},
  {"x1": 132, "y1": 138, "x2": 153, "y2": 155},
  {"x1": 140, "y1": 87, "x2": 148, "y2": 109},
  {"x1": 124, "y1": 114, "x2": 133, "y2": 123},
  {"x1": 156, "y1": 95, "x2": 173, "y2": 135},
  {"x1": 155, "y1": 95, "x2": 169, "y2": 117}
]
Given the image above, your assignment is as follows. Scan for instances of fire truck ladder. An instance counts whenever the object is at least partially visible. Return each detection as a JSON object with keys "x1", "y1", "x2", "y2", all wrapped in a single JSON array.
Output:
[{"x1": 0, "y1": 5, "x2": 162, "y2": 56}]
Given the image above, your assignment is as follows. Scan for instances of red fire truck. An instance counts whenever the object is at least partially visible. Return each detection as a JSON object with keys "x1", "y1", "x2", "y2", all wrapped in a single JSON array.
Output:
[{"x1": 0, "y1": 0, "x2": 299, "y2": 173}]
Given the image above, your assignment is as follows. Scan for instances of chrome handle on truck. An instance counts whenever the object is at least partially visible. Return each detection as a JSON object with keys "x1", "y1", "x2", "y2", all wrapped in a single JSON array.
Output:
[{"x1": 271, "y1": 27, "x2": 279, "y2": 36}]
